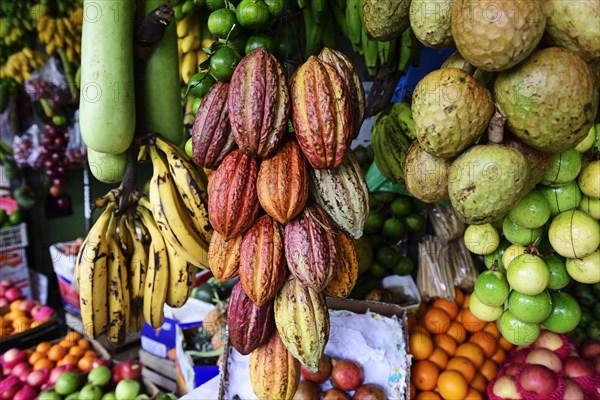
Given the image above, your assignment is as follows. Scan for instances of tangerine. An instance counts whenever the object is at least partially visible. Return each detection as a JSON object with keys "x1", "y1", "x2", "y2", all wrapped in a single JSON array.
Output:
[
  {"x1": 470, "y1": 373, "x2": 488, "y2": 393},
  {"x1": 36, "y1": 342, "x2": 52, "y2": 354},
  {"x1": 469, "y1": 331, "x2": 498, "y2": 357},
  {"x1": 66, "y1": 331, "x2": 82, "y2": 342},
  {"x1": 456, "y1": 342, "x2": 486, "y2": 368},
  {"x1": 498, "y1": 336, "x2": 514, "y2": 352},
  {"x1": 462, "y1": 294, "x2": 471, "y2": 309},
  {"x1": 69, "y1": 346, "x2": 85, "y2": 358},
  {"x1": 465, "y1": 387, "x2": 484, "y2": 400},
  {"x1": 483, "y1": 322, "x2": 501, "y2": 339},
  {"x1": 446, "y1": 321, "x2": 467, "y2": 344},
  {"x1": 57, "y1": 354, "x2": 79, "y2": 368},
  {"x1": 28, "y1": 351, "x2": 45, "y2": 365},
  {"x1": 480, "y1": 359, "x2": 499, "y2": 382},
  {"x1": 78, "y1": 356, "x2": 95, "y2": 371},
  {"x1": 78, "y1": 339, "x2": 91, "y2": 350},
  {"x1": 48, "y1": 344, "x2": 67, "y2": 361},
  {"x1": 410, "y1": 331, "x2": 434, "y2": 360},
  {"x1": 423, "y1": 308, "x2": 452, "y2": 334},
  {"x1": 432, "y1": 298, "x2": 460, "y2": 320},
  {"x1": 490, "y1": 347, "x2": 506, "y2": 365},
  {"x1": 429, "y1": 347, "x2": 449, "y2": 370},
  {"x1": 438, "y1": 370, "x2": 469, "y2": 400},
  {"x1": 460, "y1": 308, "x2": 486, "y2": 333},
  {"x1": 455, "y1": 288, "x2": 465, "y2": 308},
  {"x1": 415, "y1": 391, "x2": 442, "y2": 400},
  {"x1": 446, "y1": 356, "x2": 476, "y2": 383},
  {"x1": 433, "y1": 333, "x2": 457, "y2": 356},
  {"x1": 411, "y1": 360, "x2": 440, "y2": 391},
  {"x1": 33, "y1": 358, "x2": 54, "y2": 371},
  {"x1": 83, "y1": 350, "x2": 97, "y2": 359},
  {"x1": 58, "y1": 339, "x2": 74, "y2": 349}
]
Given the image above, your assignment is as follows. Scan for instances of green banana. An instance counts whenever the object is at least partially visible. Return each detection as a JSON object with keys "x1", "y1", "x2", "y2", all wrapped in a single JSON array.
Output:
[
  {"x1": 398, "y1": 27, "x2": 419, "y2": 72},
  {"x1": 346, "y1": 0, "x2": 362, "y2": 49},
  {"x1": 377, "y1": 40, "x2": 391, "y2": 66},
  {"x1": 361, "y1": 22, "x2": 379, "y2": 76},
  {"x1": 392, "y1": 102, "x2": 416, "y2": 139}
]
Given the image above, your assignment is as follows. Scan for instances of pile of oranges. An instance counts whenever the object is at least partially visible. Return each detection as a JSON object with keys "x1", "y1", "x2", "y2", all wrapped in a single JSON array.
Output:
[
  {"x1": 408, "y1": 289, "x2": 514, "y2": 400},
  {"x1": 0, "y1": 301, "x2": 47, "y2": 336},
  {"x1": 25, "y1": 331, "x2": 99, "y2": 372}
]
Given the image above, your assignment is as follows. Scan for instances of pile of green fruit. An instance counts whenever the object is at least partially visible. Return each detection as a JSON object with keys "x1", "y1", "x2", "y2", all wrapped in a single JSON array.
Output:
[
  {"x1": 566, "y1": 282, "x2": 600, "y2": 343},
  {"x1": 464, "y1": 125, "x2": 599, "y2": 346},
  {"x1": 0, "y1": 208, "x2": 21, "y2": 229}
]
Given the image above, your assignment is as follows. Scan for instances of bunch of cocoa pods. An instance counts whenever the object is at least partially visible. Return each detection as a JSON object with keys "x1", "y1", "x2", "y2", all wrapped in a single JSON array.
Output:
[{"x1": 192, "y1": 47, "x2": 369, "y2": 399}]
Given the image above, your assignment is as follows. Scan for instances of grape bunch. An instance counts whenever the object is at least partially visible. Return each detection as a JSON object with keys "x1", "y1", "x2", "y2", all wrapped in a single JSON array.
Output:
[
  {"x1": 39, "y1": 123, "x2": 69, "y2": 198},
  {"x1": 12, "y1": 136, "x2": 37, "y2": 169}
]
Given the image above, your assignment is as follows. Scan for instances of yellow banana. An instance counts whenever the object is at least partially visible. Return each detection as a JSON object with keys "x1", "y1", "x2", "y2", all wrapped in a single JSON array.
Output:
[
  {"x1": 56, "y1": 18, "x2": 65, "y2": 37},
  {"x1": 22, "y1": 48, "x2": 33, "y2": 59},
  {"x1": 165, "y1": 242, "x2": 195, "y2": 308},
  {"x1": 181, "y1": 51, "x2": 197, "y2": 84},
  {"x1": 177, "y1": 12, "x2": 194, "y2": 38},
  {"x1": 126, "y1": 215, "x2": 147, "y2": 332},
  {"x1": 197, "y1": 49, "x2": 208, "y2": 65},
  {"x1": 76, "y1": 203, "x2": 114, "y2": 338},
  {"x1": 137, "y1": 205, "x2": 169, "y2": 328},
  {"x1": 63, "y1": 17, "x2": 75, "y2": 36},
  {"x1": 105, "y1": 213, "x2": 130, "y2": 343},
  {"x1": 181, "y1": 35, "x2": 195, "y2": 53}
]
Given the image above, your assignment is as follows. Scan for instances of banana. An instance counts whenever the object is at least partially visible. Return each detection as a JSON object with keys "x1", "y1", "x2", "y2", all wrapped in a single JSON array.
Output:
[
  {"x1": 165, "y1": 242, "x2": 195, "y2": 308},
  {"x1": 137, "y1": 205, "x2": 169, "y2": 328},
  {"x1": 397, "y1": 27, "x2": 419, "y2": 72},
  {"x1": 56, "y1": 18, "x2": 65, "y2": 37},
  {"x1": 125, "y1": 215, "x2": 147, "y2": 332},
  {"x1": 117, "y1": 213, "x2": 133, "y2": 256},
  {"x1": 346, "y1": 0, "x2": 362, "y2": 48},
  {"x1": 154, "y1": 137, "x2": 212, "y2": 245},
  {"x1": 181, "y1": 51, "x2": 197, "y2": 84},
  {"x1": 361, "y1": 22, "x2": 379, "y2": 76},
  {"x1": 105, "y1": 213, "x2": 130, "y2": 343},
  {"x1": 181, "y1": 35, "x2": 195, "y2": 53},
  {"x1": 144, "y1": 145, "x2": 209, "y2": 267},
  {"x1": 176, "y1": 12, "x2": 194, "y2": 38},
  {"x1": 377, "y1": 41, "x2": 391, "y2": 66},
  {"x1": 311, "y1": 0, "x2": 325, "y2": 25},
  {"x1": 76, "y1": 203, "x2": 114, "y2": 339}
]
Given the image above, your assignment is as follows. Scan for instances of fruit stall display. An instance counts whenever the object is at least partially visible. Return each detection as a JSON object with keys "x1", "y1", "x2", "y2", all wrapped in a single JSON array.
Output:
[{"x1": 0, "y1": 280, "x2": 55, "y2": 339}]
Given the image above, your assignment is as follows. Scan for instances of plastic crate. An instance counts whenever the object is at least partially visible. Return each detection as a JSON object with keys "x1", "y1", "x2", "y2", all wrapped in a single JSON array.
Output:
[{"x1": 0, "y1": 223, "x2": 28, "y2": 253}]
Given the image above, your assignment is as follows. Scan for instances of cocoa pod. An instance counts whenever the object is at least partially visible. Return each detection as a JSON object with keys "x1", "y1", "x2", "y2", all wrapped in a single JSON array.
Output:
[
  {"x1": 291, "y1": 56, "x2": 352, "y2": 169},
  {"x1": 192, "y1": 81, "x2": 237, "y2": 169},
  {"x1": 227, "y1": 281, "x2": 275, "y2": 355},
  {"x1": 227, "y1": 48, "x2": 290, "y2": 158},
  {"x1": 240, "y1": 215, "x2": 288, "y2": 306},
  {"x1": 324, "y1": 230, "x2": 359, "y2": 298},
  {"x1": 207, "y1": 150, "x2": 260, "y2": 239},
  {"x1": 284, "y1": 204, "x2": 337, "y2": 291},
  {"x1": 257, "y1": 139, "x2": 309, "y2": 224},
  {"x1": 275, "y1": 278, "x2": 330, "y2": 373},
  {"x1": 318, "y1": 48, "x2": 365, "y2": 140},
  {"x1": 208, "y1": 231, "x2": 241, "y2": 282},
  {"x1": 309, "y1": 152, "x2": 369, "y2": 239},
  {"x1": 250, "y1": 329, "x2": 300, "y2": 400}
]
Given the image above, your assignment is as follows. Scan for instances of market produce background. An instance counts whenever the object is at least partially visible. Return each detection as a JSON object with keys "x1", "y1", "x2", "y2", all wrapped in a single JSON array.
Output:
[{"x1": 0, "y1": 0, "x2": 598, "y2": 399}]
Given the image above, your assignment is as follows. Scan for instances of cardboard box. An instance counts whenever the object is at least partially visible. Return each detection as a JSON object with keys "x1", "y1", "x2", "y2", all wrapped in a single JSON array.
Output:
[
  {"x1": 216, "y1": 297, "x2": 411, "y2": 400},
  {"x1": 382, "y1": 274, "x2": 422, "y2": 314},
  {"x1": 49, "y1": 242, "x2": 80, "y2": 315},
  {"x1": 175, "y1": 323, "x2": 220, "y2": 394}
]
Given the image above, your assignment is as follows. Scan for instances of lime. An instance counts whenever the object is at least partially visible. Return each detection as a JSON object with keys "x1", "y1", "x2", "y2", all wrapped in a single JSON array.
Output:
[
  {"x1": 404, "y1": 213, "x2": 425, "y2": 232},
  {"x1": 499, "y1": 309, "x2": 541, "y2": 345},
  {"x1": 0, "y1": 209, "x2": 7, "y2": 225},
  {"x1": 508, "y1": 190, "x2": 551, "y2": 229},
  {"x1": 364, "y1": 210, "x2": 384, "y2": 234},
  {"x1": 502, "y1": 215, "x2": 542, "y2": 246},
  {"x1": 208, "y1": 9, "x2": 239, "y2": 39},
  {"x1": 206, "y1": 0, "x2": 226, "y2": 10},
  {"x1": 226, "y1": 30, "x2": 249, "y2": 55},
  {"x1": 507, "y1": 290, "x2": 552, "y2": 324},
  {"x1": 412, "y1": 198, "x2": 430, "y2": 212},
  {"x1": 188, "y1": 72, "x2": 216, "y2": 98},
  {"x1": 382, "y1": 218, "x2": 406, "y2": 240},
  {"x1": 244, "y1": 32, "x2": 276, "y2": 55},
  {"x1": 209, "y1": 46, "x2": 242, "y2": 81},
  {"x1": 368, "y1": 235, "x2": 383, "y2": 249},
  {"x1": 542, "y1": 291, "x2": 581, "y2": 334},
  {"x1": 575, "y1": 284, "x2": 596, "y2": 307},
  {"x1": 8, "y1": 209, "x2": 21, "y2": 225},
  {"x1": 588, "y1": 321, "x2": 600, "y2": 340},
  {"x1": 264, "y1": 0, "x2": 284, "y2": 17},
  {"x1": 568, "y1": 327, "x2": 588, "y2": 343},
  {"x1": 474, "y1": 270, "x2": 510, "y2": 306},
  {"x1": 484, "y1": 240, "x2": 510, "y2": 273},
  {"x1": 392, "y1": 256, "x2": 413, "y2": 276},
  {"x1": 236, "y1": 0, "x2": 270, "y2": 30},
  {"x1": 469, "y1": 292, "x2": 503, "y2": 321},
  {"x1": 368, "y1": 263, "x2": 386, "y2": 278},
  {"x1": 375, "y1": 247, "x2": 399, "y2": 269},
  {"x1": 372, "y1": 192, "x2": 396, "y2": 204},
  {"x1": 55, "y1": 371, "x2": 80, "y2": 395},
  {"x1": 353, "y1": 236, "x2": 373, "y2": 276},
  {"x1": 191, "y1": 96, "x2": 202, "y2": 115},
  {"x1": 544, "y1": 255, "x2": 570, "y2": 290},
  {"x1": 506, "y1": 254, "x2": 549, "y2": 296},
  {"x1": 184, "y1": 138, "x2": 193, "y2": 158},
  {"x1": 390, "y1": 197, "x2": 412, "y2": 216},
  {"x1": 580, "y1": 309, "x2": 594, "y2": 328},
  {"x1": 464, "y1": 223, "x2": 500, "y2": 256}
]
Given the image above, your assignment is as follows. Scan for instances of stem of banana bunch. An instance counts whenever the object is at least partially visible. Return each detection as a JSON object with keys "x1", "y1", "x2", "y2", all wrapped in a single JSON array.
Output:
[
  {"x1": 57, "y1": 48, "x2": 77, "y2": 100},
  {"x1": 117, "y1": 148, "x2": 139, "y2": 214}
]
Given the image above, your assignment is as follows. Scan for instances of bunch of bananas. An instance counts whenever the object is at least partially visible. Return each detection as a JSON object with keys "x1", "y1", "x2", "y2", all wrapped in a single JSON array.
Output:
[
  {"x1": 0, "y1": 2, "x2": 42, "y2": 47},
  {"x1": 177, "y1": 11, "x2": 212, "y2": 84},
  {"x1": 172, "y1": 0, "x2": 200, "y2": 21},
  {"x1": 37, "y1": 8, "x2": 83, "y2": 64},
  {"x1": 298, "y1": 0, "x2": 337, "y2": 57},
  {"x1": 77, "y1": 137, "x2": 211, "y2": 342},
  {"x1": 0, "y1": 48, "x2": 47, "y2": 83}
]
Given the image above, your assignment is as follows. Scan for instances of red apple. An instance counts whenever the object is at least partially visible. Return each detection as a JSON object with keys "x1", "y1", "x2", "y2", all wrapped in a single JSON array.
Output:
[
  {"x1": 519, "y1": 364, "x2": 558, "y2": 395},
  {"x1": 563, "y1": 357, "x2": 595, "y2": 378},
  {"x1": 526, "y1": 348, "x2": 563, "y2": 372},
  {"x1": 352, "y1": 384, "x2": 387, "y2": 400},
  {"x1": 331, "y1": 359, "x2": 364, "y2": 391},
  {"x1": 492, "y1": 375, "x2": 522, "y2": 399},
  {"x1": 323, "y1": 388, "x2": 351, "y2": 400},
  {"x1": 301, "y1": 355, "x2": 332, "y2": 383},
  {"x1": 562, "y1": 378, "x2": 584, "y2": 400},
  {"x1": 291, "y1": 381, "x2": 320, "y2": 400},
  {"x1": 580, "y1": 340, "x2": 600, "y2": 360},
  {"x1": 534, "y1": 330, "x2": 564, "y2": 352}
]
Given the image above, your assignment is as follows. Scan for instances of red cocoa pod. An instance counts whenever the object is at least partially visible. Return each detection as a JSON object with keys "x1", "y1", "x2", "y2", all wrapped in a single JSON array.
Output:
[
  {"x1": 192, "y1": 81, "x2": 237, "y2": 169},
  {"x1": 207, "y1": 150, "x2": 260, "y2": 239},
  {"x1": 207, "y1": 231, "x2": 241, "y2": 282},
  {"x1": 323, "y1": 230, "x2": 359, "y2": 298}
]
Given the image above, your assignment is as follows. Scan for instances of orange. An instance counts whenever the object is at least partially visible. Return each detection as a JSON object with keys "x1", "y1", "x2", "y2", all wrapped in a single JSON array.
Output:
[
  {"x1": 446, "y1": 356, "x2": 476, "y2": 384},
  {"x1": 4, "y1": 310, "x2": 26, "y2": 321},
  {"x1": 470, "y1": 373, "x2": 488, "y2": 393},
  {"x1": 407, "y1": 314, "x2": 418, "y2": 332},
  {"x1": 57, "y1": 354, "x2": 79, "y2": 368},
  {"x1": 47, "y1": 344, "x2": 67, "y2": 361},
  {"x1": 423, "y1": 308, "x2": 452, "y2": 334},
  {"x1": 410, "y1": 331, "x2": 434, "y2": 360},
  {"x1": 33, "y1": 358, "x2": 54, "y2": 371},
  {"x1": 454, "y1": 288, "x2": 465, "y2": 308},
  {"x1": 83, "y1": 350, "x2": 97, "y2": 359},
  {"x1": 433, "y1": 334, "x2": 457, "y2": 356},
  {"x1": 438, "y1": 370, "x2": 469, "y2": 400},
  {"x1": 13, "y1": 316, "x2": 32, "y2": 327},
  {"x1": 490, "y1": 347, "x2": 506, "y2": 365},
  {"x1": 66, "y1": 331, "x2": 82, "y2": 342},
  {"x1": 58, "y1": 339, "x2": 74, "y2": 349},
  {"x1": 9, "y1": 300, "x2": 23, "y2": 312},
  {"x1": 69, "y1": 346, "x2": 85, "y2": 358},
  {"x1": 483, "y1": 322, "x2": 501, "y2": 340},
  {"x1": 465, "y1": 387, "x2": 484, "y2": 400},
  {"x1": 455, "y1": 342, "x2": 486, "y2": 368},
  {"x1": 411, "y1": 360, "x2": 440, "y2": 391},
  {"x1": 498, "y1": 336, "x2": 513, "y2": 352},
  {"x1": 462, "y1": 294, "x2": 471, "y2": 309},
  {"x1": 415, "y1": 391, "x2": 442, "y2": 400},
  {"x1": 28, "y1": 351, "x2": 45, "y2": 365},
  {"x1": 460, "y1": 308, "x2": 486, "y2": 333},
  {"x1": 469, "y1": 331, "x2": 498, "y2": 357},
  {"x1": 410, "y1": 381, "x2": 416, "y2": 399},
  {"x1": 446, "y1": 321, "x2": 467, "y2": 344},
  {"x1": 432, "y1": 298, "x2": 460, "y2": 320},
  {"x1": 36, "y1": 342, "x2": 52, "y2": 354},
  {"x1": 480, "y1": 359, "x2": 499, "y2": 382},
  {"x1": 0, "y1": 325, "x2": 13, "y2": 336},
  {"x1": 78, "y1": 339, "x2": 91, "y2": 350},
  {"x1": 429, "y1": 347, "x2": 449, "y2": 370},
  {"x1": 411, "y1": 324, "x2": 430, "y2": 336},
  {"x1": 11, "y1": 321, "x2": 29, "y2": 333},
  {"x1": 78, "y1": 356, "x2": 95, "y2": 372}
]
